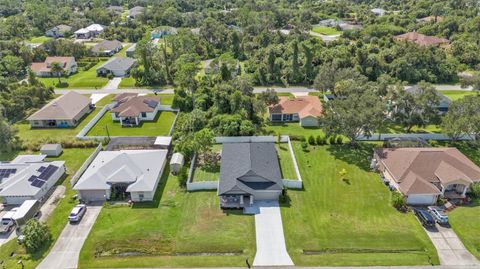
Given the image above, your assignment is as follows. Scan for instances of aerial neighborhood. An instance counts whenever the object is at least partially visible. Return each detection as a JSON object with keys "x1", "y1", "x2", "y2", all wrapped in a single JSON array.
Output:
[{"x1": 1, "y1": 0, "x2": 480, "y2": 269}]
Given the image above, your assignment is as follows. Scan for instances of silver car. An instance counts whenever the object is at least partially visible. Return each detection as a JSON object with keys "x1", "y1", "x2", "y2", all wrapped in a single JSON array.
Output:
[
  {"x1": 428, "y1": 206, "x2": 449, "y2": 225},
  {"x1": 68, "y1": 204, "x2": 87, "y2": 223}
]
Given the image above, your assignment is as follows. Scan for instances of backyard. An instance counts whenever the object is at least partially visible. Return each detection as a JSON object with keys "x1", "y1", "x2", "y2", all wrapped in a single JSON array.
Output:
[
  {"x1": 264, "y1": 122, "x2": 324, "y2": 138},
  {"x1": 86, "y1": 110, "x2": 176, "y2": 137},
  {"x1": 192, "y1": 145, "x2": 222, "y2": 182},
  {"x1": 0, "y1": 147, "x2": 97, "y2": 268},
  {"x1": 38, "y1": 60, "x2": 109, "y2": 89},
  {"x1": 449, "y1": 199, "x2": 480, "y2": 260},
  {"x1": 281, "y1": 142, "x2": 439, "y2": 266},
  {"x1": 438, "y1": 90, "x2": 477, "y2": 101},
  {"x1": 311, "y1": 26, "x2": 341, "y2": 35},
  {"x1": 276, "y1": 143, "x2": 297, "y2": 180},
  {"x1": 79, "y1": 168, "x2": 256, "y2": 268}
]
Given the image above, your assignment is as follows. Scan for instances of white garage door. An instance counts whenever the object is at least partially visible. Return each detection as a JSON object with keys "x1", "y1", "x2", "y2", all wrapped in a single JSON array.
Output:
[
  {"x1": 407, "y1": 194, "x2": 436, "y2": 205},
  {"x1": 79, "y1": 190, "x2": 107, "y2": 202}
]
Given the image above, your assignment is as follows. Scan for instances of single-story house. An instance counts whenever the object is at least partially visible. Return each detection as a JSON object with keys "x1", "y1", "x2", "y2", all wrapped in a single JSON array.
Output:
[
  {"x1": 0, "y1": 155, "x2": 65, "y2": 205},
  {"x1": 371, "y1": 8, "x2": 386, "y2": 16},
  {"x1": 125, "y1": 43, "x2": 136, "y2": 57},
  {"x1": 45, "y1": 24, "x2": 72, "y2": 38},
  {"x1": 269, "y1": 96, "x2": 322, "y2": 127},
  {"x1": 27, "y1": 91, "x2": 93, "y2": 128},
  {"x1": 96, "y1": 57, "x2": 136, "y2": 77},
  {"x1": 73, "y1": 149, "x2": 168, "y2": 202},
  {"x1": 373, "y1": 147, "x2": 480, "y2": 205},
  {"x1": 40, "y1": 144, "x2": 63, "y2": 157},
  {"x1": 218, "y1": 142, "x2": 284, "y2": 209},
  {"x1": 404, "y1": 85, "x2": 452, "y2": 113},
  {"x1": 394, "y1": 32, "x2": 450, "y2": 48},
  {"x1": 150, "y1": 26, "x2": 177, "y2": 39},
  {"x1": 110, "y1": 93, "x2": 161, "y2": 126},
  {"x1": 417, "y1": 16, "x2": 443, "y2": 23},
  {"x1": 30, "y1": 56, "x2": 77, "y2": 77},
  {"x1": 91, "y1": 39, "x2": 122, "y2": 56},
  {"x1": 316, "y1": 19, "x2": 362, "y2": 31},
  {"x1": 107, "y1": 5, "x2": 123, "y2": 15},
  {"x1": 74, "y1": 24, "x2": 105, "y2": 39},
  {"x1": 128, "y1": 6, "x2": 145, "y2": 19}
]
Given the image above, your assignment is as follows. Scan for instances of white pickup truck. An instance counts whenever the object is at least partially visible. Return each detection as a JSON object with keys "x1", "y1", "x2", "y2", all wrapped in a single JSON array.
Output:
[{"x1": 0, "y1": 208, "x2": 18, "y2": 233}]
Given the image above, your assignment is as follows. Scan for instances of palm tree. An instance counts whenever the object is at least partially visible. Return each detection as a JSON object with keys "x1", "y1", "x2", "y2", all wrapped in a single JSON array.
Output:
[{"x1": 50, "y1": 62, "x2": 65, "y2": 84}]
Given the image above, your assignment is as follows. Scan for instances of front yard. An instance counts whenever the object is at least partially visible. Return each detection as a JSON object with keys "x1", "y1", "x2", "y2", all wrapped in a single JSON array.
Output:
[
  {"x1": 39, "y1": 61, "x2": 109, "y2": 89},
  {"x1": 449, "y1": 199, "x2": 480, "y2": 260},
  {"x1": 79, "y1": 168, "x2": 256, "y2": 268},
  {"x1": 281, "y1": 143, "x2": 439, "y2": 266},
  {"x1": 86, "y1": 110, "x2": 176, "y2": 137}
]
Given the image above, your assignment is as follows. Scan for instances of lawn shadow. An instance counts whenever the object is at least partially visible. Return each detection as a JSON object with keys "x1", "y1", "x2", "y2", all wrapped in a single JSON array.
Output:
[
  {"x1": 131, "y1": 165, "x2": 171, "y2": 209},
  {"x1": 326, "y1": 144, "x2": 374, "y2": 172}
]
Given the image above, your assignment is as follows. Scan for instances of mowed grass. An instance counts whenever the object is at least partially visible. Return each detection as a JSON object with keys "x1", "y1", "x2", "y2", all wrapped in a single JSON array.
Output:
[
  {"x1": 264, "y1": 122, "x2": 324, "y2": 138},
  {"x1": 281, "y1": 143, "x2": 439, "y2": 266},
  {"x1": 439, "y1": 90, "x2": 477, "y2": 101},
  {"x1": 312, "y1": 26, "x2": 341, "y2": 35},
  {"x1": 79, "y1": 168, "x2": 256, "y2": 268},
  {"x1": 449, "y1": 200, "x2": 480, "y2": 260},
  {"x1": 86, "y1": 111, "x2": 176, "y2": 137},
  {"x1": 38, "y1": 61, "x2": 109, "y2": 89},
  {"x1": 29, "y1": 36, "x2": 53, "y2": 43},
  {"x1": 14, "y1": 95, "x2": 113, "y2": 146},
  {"x1": 276, "y1": 143, "x2": 297, "y2": 179},
  {"x1": 0, "y1": 147, "x2": 96, "y2": 268},
  {"x1": 119, "y1": 76, "x2": 136, "y2": 88},
  {"x1": 192, "y1": 145, "x2": 222, "y2": 182}
]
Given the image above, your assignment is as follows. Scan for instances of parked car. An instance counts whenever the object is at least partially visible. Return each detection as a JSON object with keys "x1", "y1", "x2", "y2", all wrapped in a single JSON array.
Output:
[
  {"x1": 428, "y1": 206, "x2": 449, "y2": 225},
  {"x1": 68, "y1": 204, "x2": 87, "y2": 223},
  {"x1": 0, "y1": 208, "x2": 18, "y2": 233},
  {"x1": 414, "y1": 208, "x2": 435, "y2": 227}
]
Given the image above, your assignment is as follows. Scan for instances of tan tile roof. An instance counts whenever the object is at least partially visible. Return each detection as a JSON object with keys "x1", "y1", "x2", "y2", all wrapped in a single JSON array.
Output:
[
  {"x1": 398, "y1": 171, "x2": 442, "y2": 195},
  {"x1": 394, "y1": 32, "x2": 449, "y2": 47},
  {"x1": 375, "y1": 147, "x2": 480, "y2": 195},
  {"x1": 111, "y1": 93, "x2": 160, "y2": 117},
  {"x1": 30, "y1": 56, "x2": 75, "y2": 73},
  {"x1": 27, "y1": 91, "x2": 91, "y2": 120},
  {"x1": 269, "y1": 96, "x2": 322, "y2": 119}
]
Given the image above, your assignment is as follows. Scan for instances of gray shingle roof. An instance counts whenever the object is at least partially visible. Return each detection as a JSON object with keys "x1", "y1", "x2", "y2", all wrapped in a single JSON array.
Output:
[
  {"x1": 97, "y1": 57, "x2": 136, "y2": 72},
  {"x1": 218, "y1": 143, "x2": 283, "y2": 195}
]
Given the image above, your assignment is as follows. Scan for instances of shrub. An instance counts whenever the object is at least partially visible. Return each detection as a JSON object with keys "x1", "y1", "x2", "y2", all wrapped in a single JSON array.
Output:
[
  {"x1": 470, "y1": 183, "x2": 480, "y2": 199},
  {"x1": 300, "y1": 136, "x2": 307, "y2": 142},
  {"x1": 56, "y1": 81, "x2": 69, "y2": 88},
  {"x1": 336, "y1": 136, "x2": 343, "y2": 145},
  {"x1": 290, "y1": 135, "x2": 303, "y2": 141},
  {"x1": 177, "y1": 166, "x2": 188, "y2": 188},
  {"x1": 301, "y1": 141, "x2": 308, "y2": 151},
  {"x1": 428, "y1": 139, "x2": 438, "y2": 147},
  {"x1": 22, "y1": 219, "x2": 51, "y2": 253},
  {"x1": 329, "y1": 136, "x2": 336, "y2": 145},
  {"x1": 308, "y1": 135, "x2": 315, "y2": 145},
  {"x1": 107, "y1": 73, "x2": 114, "y2": 80},
  {"x1": 391, "y1": 191, "x2": 407, "y2": 212},
  {"x1": 316, "y1": 135, "x2": 324, "y2": 145}
]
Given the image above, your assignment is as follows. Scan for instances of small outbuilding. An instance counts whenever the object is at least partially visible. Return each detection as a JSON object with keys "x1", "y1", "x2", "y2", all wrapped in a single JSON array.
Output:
[
  {"x1": 170, "y1": 153, "x2": 185, "y2": 175},
  {"x1": 40, "y1": 144, "x2": 63, "y2": 157}
]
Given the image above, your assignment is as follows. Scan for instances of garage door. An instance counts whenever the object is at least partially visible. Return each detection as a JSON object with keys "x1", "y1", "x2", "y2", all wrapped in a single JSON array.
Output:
[
  {"x1": 79, "y1": 190, "x2": 107, "y2": 202},
  {"x1": 407, "y1": 194, "x2": 436, "y2": 205}
]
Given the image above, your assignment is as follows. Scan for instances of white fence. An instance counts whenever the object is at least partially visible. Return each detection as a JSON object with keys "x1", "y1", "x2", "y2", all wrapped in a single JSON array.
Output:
[
  {"x1": 215, "y1": 136, "x2": 282, "y2": 144},
  {"x1": 186, "y1": 152, "x2": 219, "y2": 191},
  {"x1": 283, "y1": 179, "x2": 303, "y2": 189},
  {"x1": 70, "y1": 143, "x2": 102, "y2": 186},
  {"x1": 358, "y1": 133, "x2": 474, "y2": 141},
  {"x1": 76, "y1": 104, "x2": 113, "y2": 139},
  {"x1": 285, "y1": 136, "x2": 303, "y2": 189}
]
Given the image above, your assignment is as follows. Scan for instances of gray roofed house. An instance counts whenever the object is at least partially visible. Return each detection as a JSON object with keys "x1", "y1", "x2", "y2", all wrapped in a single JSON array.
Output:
[
  {"x1": 107, "y1": 5, "x2": 123, "y2": 15},
  {"x1": 91, "y1": 39, "x2": 123, "y2": 56},
  {"x1": 128, "y1": 6, "x2": 145, "y2": 19},
  {"x1": 404, "y1": 85, "x2": 452, "y2": 113},
  {"x1": 96, "y1": 57, "x2": 136, "y2": 77},
  {"x1": 125, "y1": 43, "x2": 136, "y2": 57},
  {"x1": 218, "y1": 142, "x2": 284, "y2": 209},
  {"x1": 45, "y1": 24, "x2": 72, "y2": 38}
]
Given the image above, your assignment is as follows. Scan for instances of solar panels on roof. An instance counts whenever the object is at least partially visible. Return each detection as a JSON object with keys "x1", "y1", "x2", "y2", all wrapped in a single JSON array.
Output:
[
  {"x1": 38, "y1": 165, "x2": 58, "y2": 181},
  {"x1": 31, "y1": 179, "x2": 46, "y2": 188},
  {"x1": 0, "y1": 168, "x2": 17, "y2": 180},
  {"x1": 37, "y1": 166, "x2": 46, "y2": 172},
  {"x1": 28, "y1": 176, "x2": 37, "y2": 182},
  {"x1": 144, "y1": 99, "x2": 158, "y2": 108}
]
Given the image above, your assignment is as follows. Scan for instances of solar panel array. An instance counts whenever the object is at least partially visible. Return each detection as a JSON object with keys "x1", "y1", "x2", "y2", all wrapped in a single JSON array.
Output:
[
  {"x1": 0, "y1": 169, "x2": 17, "y2": 180},
  {"x1": 30, "y1": 165, "x2": 59, "y2": 188}
]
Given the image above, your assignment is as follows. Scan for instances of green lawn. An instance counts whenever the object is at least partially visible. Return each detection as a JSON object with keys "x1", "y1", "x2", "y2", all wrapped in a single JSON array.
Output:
[
  {"x1": 38, "y1": 61, "x2": 109, "y2": 89},
  {"x1": 378, "y1": 121, "x2": 441, "y2": 134},
  {"x1": 276, "y1": 143, "x2": 297, "y2": 180},
  {"x1": 264, "y1": 122, "x2": 324, "y2": 138},
  {"x1": 439, "y1": 90, "x2": 477, "y2": 101},
  {"x1": 119, "y1": 76, "x2": 136, "y2": 88},
  {"x1": 281, "y1": 143, "x2": 439, "y2": 266},
  {"x1": 79, "y1": 168, "x2": 256, "y2": 268},
  {"x1": 0, "y1": 147, "x2": 97, "y2": 268},
  {"x1": 86, "y1": 110, "x2": 177, "y2": 137},
  {"x1": 29, "y1": 36, "x2": 53, "y2": 43},
  {"x1": 312, "y1": 26, "x2": 341, "y2": 35},
  {"x1": 449, "y1": 200, "x2": 480, "y2": 260},
  {"x1": 116, "y1": 43, "x2": 131, "y2": 57},
  {"x1": 192, "y1": 145, "x2": 222, "y2": 182},
  {"x1": 14, "y1": 95, "x2": 113, "y2": 147}
]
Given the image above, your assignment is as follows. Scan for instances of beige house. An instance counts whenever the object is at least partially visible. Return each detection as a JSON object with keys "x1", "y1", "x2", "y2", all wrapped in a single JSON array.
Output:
[
  {"x1": 110, "y1": 93, "x2": 161, "y2": 126},
  {"x1": 27, "y1": 91, "x2": 93, "y2": 128},
  {"x1": 373, "y1": 147, "x2": 480, "y2": 205},
  {"x1": 30, "y1": 57, "x2": 77, "y2": 77},
  {"x1": 268, "y1": 96, "x2": 322, "y2": 127}
]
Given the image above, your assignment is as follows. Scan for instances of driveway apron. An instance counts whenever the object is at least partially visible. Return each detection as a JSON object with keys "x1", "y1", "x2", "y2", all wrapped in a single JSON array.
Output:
[{"x1": 253, "y1": 200, "x2": 294, "y2": 266}]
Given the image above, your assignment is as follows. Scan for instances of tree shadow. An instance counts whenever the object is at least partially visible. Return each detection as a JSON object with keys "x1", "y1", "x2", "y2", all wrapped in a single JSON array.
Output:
[{"x1": 326, "y1": 144, "x2": 375, "y2": 172}]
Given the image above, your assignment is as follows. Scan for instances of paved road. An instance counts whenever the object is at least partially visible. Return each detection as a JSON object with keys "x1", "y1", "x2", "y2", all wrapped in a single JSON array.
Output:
[
  {"x1": 117, "y1": 266, "x2": 480, "y2": 269},
  {"x1": 253, "y1": 200, "x2": 294, "y2": 266},
  {"x1": 37, "y1": 205, "x2": 102, "y2": 269},
  {"x1": 424, "y1": 224, "x2": 480, "y2": 266}
]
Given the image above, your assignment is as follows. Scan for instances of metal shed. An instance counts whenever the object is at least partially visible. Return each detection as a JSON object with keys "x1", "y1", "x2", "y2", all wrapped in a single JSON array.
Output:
[
  {"x1": 170, "y1": 153, "x2": 184, "y2": 175},
  {"x1": 40, "y1": 144, "x2": 63, "y2": 157}
]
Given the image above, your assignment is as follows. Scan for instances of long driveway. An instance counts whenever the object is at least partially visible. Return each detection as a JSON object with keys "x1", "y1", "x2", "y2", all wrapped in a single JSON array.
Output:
[
  {"x1": 424, "y1": 224, "x2": 480, "y2": 266},
  {"x1": 37, "y1": 205, "x2": 102, "y2": 269},
  {"x1": 253, "y1": 200, "x2": 294, "y2": 266}
]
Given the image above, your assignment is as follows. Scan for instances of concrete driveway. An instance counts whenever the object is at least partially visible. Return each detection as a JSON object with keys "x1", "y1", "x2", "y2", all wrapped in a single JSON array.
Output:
[
  {"x1": 37, "y1": 205, "x2": 102, "y2": 269},
  {"x1": 424, "y1": 223, "x2": 479, "y2": 266},
  {"x1": 102, "y1": 77, "x2": 122, "y2": 90},
  {"x1": 253, "y1": 200, "x2": 294, "y2": 266}
]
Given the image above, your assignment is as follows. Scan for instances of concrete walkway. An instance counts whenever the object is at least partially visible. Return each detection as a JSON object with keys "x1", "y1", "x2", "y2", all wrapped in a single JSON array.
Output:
[
  {"x1": 253, "y1": 200, "x2": 294, "y2": 266},
  {"x1": 37, "y1": 205, "x2": 102, "y2": 269},
  {"x1": 102, "y1": 77, "x2": 122, "y2": 90},
  {"x1": 424, "y1": 224, "x2": 480, "y2": 266}
]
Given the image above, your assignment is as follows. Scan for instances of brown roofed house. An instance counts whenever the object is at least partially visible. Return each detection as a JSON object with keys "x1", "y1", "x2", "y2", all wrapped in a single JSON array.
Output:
[
  {"x1": 269, "y1": 96, "x2": 322, "y2": 127},
  {"x1": 373, "y1": 147, "x2": 480, "y2": 205},
  {"x1": 30, "y1": 56, "x2": 77, "y2": 77},
  {"x1": 27, "y1": 91, "x2": 93, "y2": 128},
  {"x1": 394, "y1": 32, "x2": 450, "y2": 48},
  {"x1": 111, "y1": 93, "x2": 161, "y2": 126}
]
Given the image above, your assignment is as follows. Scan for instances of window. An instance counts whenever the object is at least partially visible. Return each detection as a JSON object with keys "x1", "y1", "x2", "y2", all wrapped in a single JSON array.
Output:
[
  {"x1": 139, "y1": 193, "x2": 144, "y2": 201},
  {"x1": 141, "y1": 112, "x2": 147, "y2": 118},
  {"x1": 271, "y1": 114, "x2": 282, "y2": 121}
]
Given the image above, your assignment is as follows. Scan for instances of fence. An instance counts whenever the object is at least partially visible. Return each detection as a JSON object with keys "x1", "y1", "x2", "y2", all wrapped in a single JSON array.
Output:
[
  {"x1": 358, "y1": 133, "x2": 474, "y2": 141},
  {"x1": 76, "y1": 104, "x2": 113, "y2": 139},
  {"x1": 215, "y1": 136, "x2": 282, "y2": 144},
  {"x1": 285, "y1": 136, "x2": 303, "y2": 189},
  {"x1": 70, "y1": 143, "x2": 102, "y2": 186},
  {"x1": 186, "y1": 152, "x2": 218, "y2": 191}
]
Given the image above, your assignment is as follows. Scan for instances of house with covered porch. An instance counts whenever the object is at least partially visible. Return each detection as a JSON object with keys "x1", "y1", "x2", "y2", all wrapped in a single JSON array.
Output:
[
  {"x1": 218, "y1": 142, "x2": 284, "y2": 209},
  {"x1": 373, "y1": 147, "x2": 480, "y2": 205},
  {"x1": 110, "y1": 93, "x2": 161, "y2": 126}
]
